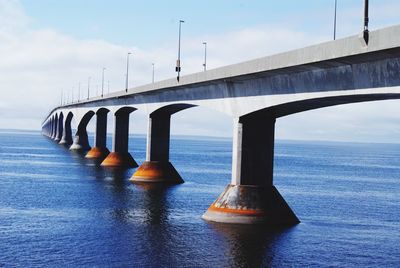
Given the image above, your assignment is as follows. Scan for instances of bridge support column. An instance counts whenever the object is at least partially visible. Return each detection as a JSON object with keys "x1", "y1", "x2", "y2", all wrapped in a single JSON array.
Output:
[
  {"x1": 52, "y1": 116, "x2": 58, "y2": 140},
  {"x1": 50, "y1": 118, "x2": 54, "y2": 139},
  {"x1": 131, "y1": 114, "x2": 183, "y2": 183},
  {"x1": 202, "y1": 116, "x2": 299, "y2": 225},
  {"x1": 101, "y1": 109, "x2": 137, "y2": 168},
  {"x1": 55, "y1": 114, "x2": 63, "y2": 142},
  {"x1": 70, "y1": 129, "x2": 91, "y2": 152},
  {"x1": 59, "y1": 114, "x2": 73, "y2": 146},
  {"x1": 70, "y1": 112, "x2": 94, "y2": 152},
  {"x1": 86, "y1": 110, "x2": 110, "y2": 160}
]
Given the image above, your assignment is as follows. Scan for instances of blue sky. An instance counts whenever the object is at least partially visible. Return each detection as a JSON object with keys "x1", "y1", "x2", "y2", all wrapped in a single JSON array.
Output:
[
  {"x1": 20, "y1": 1, "x2": 396, "y2": 46},
  {"x1": 2, "y1": 0, "x2": 400, "y2": 142}
]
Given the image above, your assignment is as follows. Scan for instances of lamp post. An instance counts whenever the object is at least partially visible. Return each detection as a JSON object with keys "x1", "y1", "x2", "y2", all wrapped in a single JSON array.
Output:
[
  {"x1": 363, "y1": 0, "x2": 369, "y2": 43},
  {"x1": 87, "y1": 76, "x2": 91, "y2": 100},
  {"x1": 202, "y1": 42, "x2": 207, "y2": 71},
  {"x1": 126, "y1": 52, "x2": 131, "y2": 92},
  {"x1": 333, "y1": 0, "x2": 337, "y2": 40},
  {"x1": 152, "y1": 63, "x2": 155, "y2": 83},
  {"x1": 176, "y1": 20, "x2": 184, "y2": 82},
  {"x1": 101, "y1": 67, "x2": 106, "y2": 97}
]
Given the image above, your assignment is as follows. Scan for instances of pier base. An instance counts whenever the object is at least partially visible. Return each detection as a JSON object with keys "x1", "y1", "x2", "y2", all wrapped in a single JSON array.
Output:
[
  {"x1": 101, "y1": 152, "x2": 138, "y2": 168},
  {"x1": 85, "y1": 147, "x2": 110, "y2": 160},
  {"x1": 59, "y1": 139, "x2": 72, "y2": 147},
  {"x1": 202, "y1": 184, "x2": 299, "y2": 225},
  {"x1": 130, "y1": 161, "x2": 183, "y2": 184},
  {"x1": 69, "y1": 137, "x2": 90, "y2": 152}
]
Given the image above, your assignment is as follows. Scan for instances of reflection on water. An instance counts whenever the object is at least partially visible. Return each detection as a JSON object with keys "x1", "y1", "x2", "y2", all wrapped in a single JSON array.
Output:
[
  {"x1": 132, "y1": 183, "x2": 173, "y2": 225},
  {"x1": 208, "y1": 222, "x2": 295, "y2": 267}
]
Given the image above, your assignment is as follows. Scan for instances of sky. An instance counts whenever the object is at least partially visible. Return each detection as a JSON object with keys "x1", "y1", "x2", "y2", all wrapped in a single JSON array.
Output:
[{"x1": 1, "y1": 0, "x2": 400, "y2": 142}]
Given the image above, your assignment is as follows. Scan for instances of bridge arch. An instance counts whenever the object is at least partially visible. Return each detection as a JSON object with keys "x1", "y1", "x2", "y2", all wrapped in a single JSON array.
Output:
[
  {"x1": 115, "y1": 106, "x2": 136, "y2": 116},
  {"x1": 150, "y1": 103, "x2": 197, "y2": 117},
  {"x1": 241, "y1": 92, "x2": 400, "y2": 120}
]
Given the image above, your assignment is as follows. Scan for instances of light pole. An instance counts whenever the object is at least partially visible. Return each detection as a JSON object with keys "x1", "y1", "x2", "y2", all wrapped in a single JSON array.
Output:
[
  {"x1": 152, "y1": 63, "x2": 155, "y2": 83},
  {"x1": 176, "y1": 20, "x2": 184, "y2": 82},
  {"x1": 87, "y1": 76, "x2": 91, "y2": 100},
  {"x1": 126, "y1": 52, "x2": 131, "y2": 92},
  {"x1": 101, "y1": 67, "x2": 106, "y2": 97},
  {"x1": 108, "y1": 80, "x2": 110, "y2": 94},
  {"x1": 202, "y1": 42, "x2": 207, "y2": 71},
  {"x1": 333, "y1": 0, "x2": 337, "y2": 40},
  {"x1": 363, "y1": 0, "x2": 369, "y2": 44}
]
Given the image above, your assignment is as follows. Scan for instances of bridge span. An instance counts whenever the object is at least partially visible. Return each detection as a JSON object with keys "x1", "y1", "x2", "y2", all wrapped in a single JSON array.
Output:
[{"x1": 42, "y1": 25, "x2": 400, "y2": 225}]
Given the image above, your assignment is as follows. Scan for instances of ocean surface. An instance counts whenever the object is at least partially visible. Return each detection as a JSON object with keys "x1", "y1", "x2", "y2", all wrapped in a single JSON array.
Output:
[{"x1": 0, "y1": 129, "x2": 399, "y2": 267}]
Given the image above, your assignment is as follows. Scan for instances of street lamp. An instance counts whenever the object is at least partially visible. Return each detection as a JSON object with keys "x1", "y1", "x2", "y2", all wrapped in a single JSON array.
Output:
[
  {"x1": 87, "y1": 76, "x2": 91, "y2": 100},
  {"x1": 101, "y1": 67, "x2": 106, "y2": 97},
  {"x1": 202, "y1": 42, "x2": 207, "y2": 71},
  {"x1": 363, "y1": 0, "x2": 369, "y2": 44},
  {"x1": 152, "y1": 63, "x2": 155, "y2": 83},
  {"x1": 126, "y1": 52, "x2": 131, "y2": 92},
  {"x1": 333, "y1": 0, "x2": 337, "y2": 40},
  {"x1": 176, "y1": 20, "x2": 184, "y2": 82}
]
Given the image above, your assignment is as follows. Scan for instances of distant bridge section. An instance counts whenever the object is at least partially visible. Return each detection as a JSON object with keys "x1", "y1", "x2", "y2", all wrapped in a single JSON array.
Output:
[{"x1": 42, "y1": 25, "x2": 400, "y2": 225}]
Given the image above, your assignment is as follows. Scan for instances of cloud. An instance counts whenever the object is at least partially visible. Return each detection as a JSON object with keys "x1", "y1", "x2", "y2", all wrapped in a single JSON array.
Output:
[{"x1": 0, "y1": 0, "x2": 400, "y2": 143}]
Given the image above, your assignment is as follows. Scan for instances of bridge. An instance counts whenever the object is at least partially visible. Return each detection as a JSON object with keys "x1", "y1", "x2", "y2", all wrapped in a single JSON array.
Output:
[{"x1": 42, "y1": 24, "x2": 400, "y2": 225}]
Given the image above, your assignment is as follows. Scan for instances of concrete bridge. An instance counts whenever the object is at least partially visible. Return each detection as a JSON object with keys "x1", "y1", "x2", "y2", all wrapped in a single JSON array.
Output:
[{"x1": 42, "y1": 25, "x2": 400, "y2": 225}]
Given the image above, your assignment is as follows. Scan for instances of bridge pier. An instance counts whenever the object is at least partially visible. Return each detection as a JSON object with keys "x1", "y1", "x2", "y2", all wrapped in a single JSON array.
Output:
[
  {"x1": 70, "y1": 112, "x2": 93, "y2": 152},
  {"x1": 59, "y1": 113, "x2": 73, "y2": 146},
  {"x1": 50, "y1": 118, "x2": 54, "y2": 139},
  {"x1": 52, "y1": 115, "x2": 58, "y2": 140},
  {"x1": 86, "y1": 109, "x2": 110, "y2": 160},
  {"x1": 43, "y1": 120, "x2": 49, "y2": 137},
  {"x1": 69, "y1": 131, "x2": 91, "y2": 152},
  {"x1": 202, "y1": 116, "x2": 299, "y2": 225},
  {"x1": 55, "y1": 114, "x2": 63, "y2": 142},
  {"x1": 101, "y1": 108, "x2": 138, "y2": 168},
  {"x1": 131, "y1": 114, "x2": 183, "y2": 183}
]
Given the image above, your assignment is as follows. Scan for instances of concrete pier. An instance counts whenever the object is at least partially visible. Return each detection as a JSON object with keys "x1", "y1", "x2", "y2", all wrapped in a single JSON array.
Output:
[
  {"x1": 50, "y1": 118, "x2": 55, "y2": 139},
  {"x1": 202, "y1": 115, "x2": 299, "y2": 225},
  {"x1": 55, "y1": 113, "x2": 63, "y2": 142},
  {"x1": 69, "y1": 112, "x2": 94, "y2": 152},
  {"x1": 52, "y1": 115, "x2": 58, "y2": 140},
  {"x1": 101, "y1": 108, "x2": 137, "y2": 168},
  {"x1": 59, "y1": 113, "x2": 73, "y2": 146},
  {"x1": 131, "y1": 113, "x2": 183, "y2": 183},
  {"x1": 86, "y1": 109, "x2": 110, "y2": 160}
]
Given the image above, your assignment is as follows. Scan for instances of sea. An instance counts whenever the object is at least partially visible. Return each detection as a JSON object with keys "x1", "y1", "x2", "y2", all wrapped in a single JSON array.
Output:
[{"x1": 0, "y1": 129, "x2": 399, "y2": 267}]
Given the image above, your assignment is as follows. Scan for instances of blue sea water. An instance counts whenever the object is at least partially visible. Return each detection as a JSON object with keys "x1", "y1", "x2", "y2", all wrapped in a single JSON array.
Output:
[{"x1": 0, "y1": 129, "x2": 399, "y2": 267}]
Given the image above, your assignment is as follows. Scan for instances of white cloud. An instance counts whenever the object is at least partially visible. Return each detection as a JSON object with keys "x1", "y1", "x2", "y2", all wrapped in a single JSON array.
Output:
[{"x1": 0, "y1": 0, "x2": 400, "y2": 143}]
